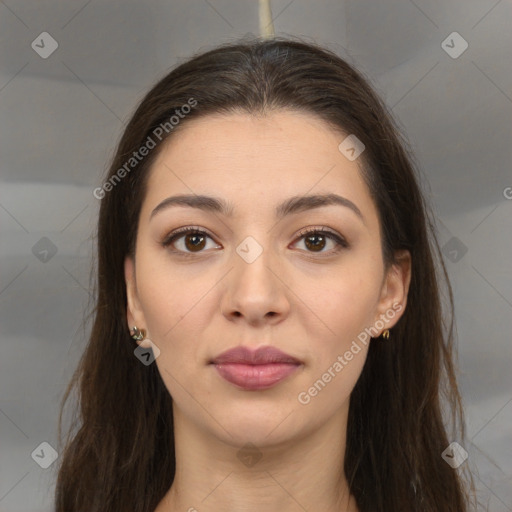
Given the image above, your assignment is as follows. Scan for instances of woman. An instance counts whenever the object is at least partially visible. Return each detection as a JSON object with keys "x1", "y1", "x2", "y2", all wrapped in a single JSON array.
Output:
[{"x1": 54, "y1": 36, "x2": 476, "y2": 511}]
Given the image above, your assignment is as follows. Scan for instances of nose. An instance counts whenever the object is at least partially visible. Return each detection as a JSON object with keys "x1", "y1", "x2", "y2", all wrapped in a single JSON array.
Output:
[{"x1": 220, "y1": 241, "x2": 291, "y2": 327}]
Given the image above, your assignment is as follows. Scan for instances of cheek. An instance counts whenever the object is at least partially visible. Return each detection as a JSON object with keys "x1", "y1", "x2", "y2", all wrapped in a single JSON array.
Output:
[
  {"x1": 297, "y1": 344, "x2": 368, "y2": 417},
  {"x1": 307, "y1": 263, "x2": 381, "y2": 341},
  {"x1": 297, "y1": 259, "x2": 379, "y2": 402},
  {"x1": 136, "y1": 268, "x2": 210, "y2": 401},
  {"x1": 297, "y1": 280, "x2": 373, "y2": 411},
  {"x1": 310, "y1": 287, "x2": 373, "y2": 380},
  {"x1": 135, "y1": 258, "x2": 222, "y2": 397},
  {"x1": 137, "y1": 257, "x2": 214, "y2": 339}
]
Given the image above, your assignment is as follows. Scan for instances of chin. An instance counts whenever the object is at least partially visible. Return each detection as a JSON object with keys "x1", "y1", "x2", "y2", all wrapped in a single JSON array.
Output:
[{"x1": 209, "y1": 400, "x2": 304, "y2": 445}]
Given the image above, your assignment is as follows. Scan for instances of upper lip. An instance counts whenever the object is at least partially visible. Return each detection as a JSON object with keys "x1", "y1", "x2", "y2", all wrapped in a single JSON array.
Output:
[{"x1": 210, "y1": 346, "x2": 301, "y2": 365}]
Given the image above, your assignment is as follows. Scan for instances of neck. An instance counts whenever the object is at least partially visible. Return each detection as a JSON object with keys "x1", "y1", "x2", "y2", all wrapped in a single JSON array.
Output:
[{"x1": 155, "y1": 402, "x2": 358, "y2": 512}]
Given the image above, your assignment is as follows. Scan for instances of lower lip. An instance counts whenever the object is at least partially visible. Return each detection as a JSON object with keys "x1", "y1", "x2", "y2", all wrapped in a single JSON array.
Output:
[{"x1": 212, "y1": 363, "x2": 300, "y2": 390}]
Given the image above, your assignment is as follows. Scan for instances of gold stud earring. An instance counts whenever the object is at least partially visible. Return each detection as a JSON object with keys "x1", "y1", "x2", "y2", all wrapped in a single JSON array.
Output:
[
  {"x1": 130, "y1": 326, "x2": 146, "y2": 341},
  {"x1": 381, "y1": 329, "x2": 390, "y2": 340}
]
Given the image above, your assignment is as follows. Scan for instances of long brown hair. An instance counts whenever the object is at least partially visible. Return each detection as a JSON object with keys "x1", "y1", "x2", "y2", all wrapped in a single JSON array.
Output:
[{"x1": 55, "y1": 35, "x2": 477, "y2": 511}]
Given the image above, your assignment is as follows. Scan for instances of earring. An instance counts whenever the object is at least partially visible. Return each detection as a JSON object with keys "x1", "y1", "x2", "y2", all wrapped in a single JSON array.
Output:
[
  {"x1": 381, "y1": 329, "x2": 390, "y2": 340},
  {"x1": 130, "y1": 326, "x2": 146, "y2": 341}
]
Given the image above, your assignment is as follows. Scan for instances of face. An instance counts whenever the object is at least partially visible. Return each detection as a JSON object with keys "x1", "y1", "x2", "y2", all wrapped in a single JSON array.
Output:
[{"x1": 125, "y1": 110, "x2": 411, "y2": 448}]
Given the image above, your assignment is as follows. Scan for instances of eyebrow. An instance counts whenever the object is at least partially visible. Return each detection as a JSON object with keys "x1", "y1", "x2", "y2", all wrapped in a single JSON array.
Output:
[{"x1": 150, "y1": 193, "x2": 365, "y2": 223}]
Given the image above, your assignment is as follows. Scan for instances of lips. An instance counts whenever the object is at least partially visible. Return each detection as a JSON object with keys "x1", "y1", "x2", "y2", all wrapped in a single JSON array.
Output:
[
  {"x1": 211, "y1": 346, "x2": 301, "y2": 365},
  {"x1": 210, "y1": 346, "x2": 302, "y2": 390}
]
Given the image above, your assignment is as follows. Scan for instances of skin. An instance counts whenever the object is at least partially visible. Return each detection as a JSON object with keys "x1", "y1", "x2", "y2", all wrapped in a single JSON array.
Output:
[{"x1": 125, "y1": 110, "x2": 411, "y2": 512}]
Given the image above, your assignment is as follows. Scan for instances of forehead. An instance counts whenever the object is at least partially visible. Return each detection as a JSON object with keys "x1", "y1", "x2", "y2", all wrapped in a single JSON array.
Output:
[
  {"x1": 155, "y1": 109, "x2": 348, "y2": 165},
  {"x1": 142, "y1": 110, "x2": 377, "y2": 224}
]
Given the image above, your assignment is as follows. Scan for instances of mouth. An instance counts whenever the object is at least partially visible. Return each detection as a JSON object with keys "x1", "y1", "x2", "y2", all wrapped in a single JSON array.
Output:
[
  {"x1": 210, "y1": 345, "x2": 302, "y2": 390},
  {"x1": 211, "y1": 362, "x2": 301, "y2": 390}
]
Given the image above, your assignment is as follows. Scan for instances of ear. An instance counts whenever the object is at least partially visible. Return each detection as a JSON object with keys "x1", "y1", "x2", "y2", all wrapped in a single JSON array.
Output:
[
  {"x1": 373, "y1": 249, "x2": 412, "y2": 334},
  {"x1": 124, "y1": 255, "x2": 151, "y2": 348}
]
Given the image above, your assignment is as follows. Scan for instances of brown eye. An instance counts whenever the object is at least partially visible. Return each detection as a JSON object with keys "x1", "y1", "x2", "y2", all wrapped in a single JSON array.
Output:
[
  {"x1": 162, "y1": 228, "x2": 219, "y2": 255},
  {"x1": 304, "y1": 232, "x2": 327, "y2": 252},
  {"x1": 183, "y1": 232, "x2": 207, "y2": 252},
  {"x1": 294, "y1": 228, "x2": 348, "y2": 254}
]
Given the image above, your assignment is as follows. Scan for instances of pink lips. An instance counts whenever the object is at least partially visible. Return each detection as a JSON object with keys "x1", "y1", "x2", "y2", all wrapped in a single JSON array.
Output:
[{"x1": 210, "y1": 346, "x2": 302, "y2": 390}]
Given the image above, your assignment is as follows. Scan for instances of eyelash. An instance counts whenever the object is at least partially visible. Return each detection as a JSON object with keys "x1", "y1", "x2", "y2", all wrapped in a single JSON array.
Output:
[{"x1": 161, "y1": 226, "x2": 349, "y2": 258}]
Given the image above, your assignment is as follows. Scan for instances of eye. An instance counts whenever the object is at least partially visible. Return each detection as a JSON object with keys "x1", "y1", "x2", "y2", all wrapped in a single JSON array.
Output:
[
  {"x1": 161, "y1": 227, "x2": 219, "y2": 256},
  {"x1": 292, "y1": 227, "x2": 349, "y2": 254},
  {"x1": 161, "y1": 226, "x2": 349, "y2": 257}
]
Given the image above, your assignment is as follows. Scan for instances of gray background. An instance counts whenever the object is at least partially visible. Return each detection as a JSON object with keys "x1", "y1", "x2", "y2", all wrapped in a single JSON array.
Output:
[{"x1": 0, "y1": 0, "x2": 511, "y2": 510}]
